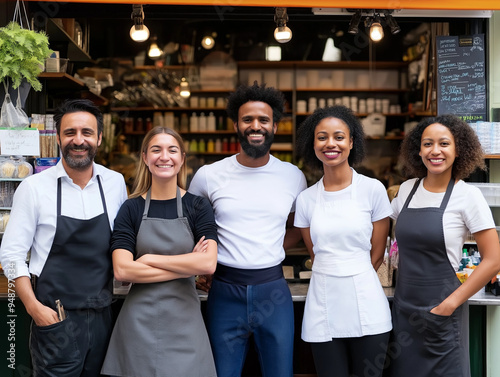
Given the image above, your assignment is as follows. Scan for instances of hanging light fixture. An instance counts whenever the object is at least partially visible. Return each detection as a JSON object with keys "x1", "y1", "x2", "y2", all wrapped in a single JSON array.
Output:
[
  {"x1": 384, "y1": 11, "x2": 401, "y2": 34},
  {"x1": 179, "y1": 77, "x2": 191, "y2": 98},
  {"x1": 274, "y1": 7, "x2": 292, "y2": 43},
  {"x1": 201, "y1": 33, "x2": 216, "y2": 50},
  {"x1": 148, "y1": 36, "x2": 162, "y2": 59},
  {"x1": 347, "y1": 10, "x2": 362, "y2": 34},
  {"x1": 130, "y1": 4, "x2": 150, "y2": 42},
  {"x1": 369, "y1": 14, "x2": 384, "y2": 42}
]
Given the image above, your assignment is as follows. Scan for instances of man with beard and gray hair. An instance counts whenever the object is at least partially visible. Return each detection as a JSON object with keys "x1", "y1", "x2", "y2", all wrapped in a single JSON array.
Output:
[
  {"x1": 0, "y1": 99, "x2": 127, "y2": 376},
  {"x1": 189, "y1": 82, "x2": 307, "y2": 377}
]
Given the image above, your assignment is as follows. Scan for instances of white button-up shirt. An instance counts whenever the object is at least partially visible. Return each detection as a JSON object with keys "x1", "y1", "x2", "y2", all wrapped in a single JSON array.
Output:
[{"x1": 0, "y1": 161, "x2": 127, "y2": 280}]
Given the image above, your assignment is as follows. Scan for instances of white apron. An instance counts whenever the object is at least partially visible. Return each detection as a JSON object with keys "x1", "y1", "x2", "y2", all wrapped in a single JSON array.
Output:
[{"x1": 301, "y1": 176, "x2": 392, "y2": 342}]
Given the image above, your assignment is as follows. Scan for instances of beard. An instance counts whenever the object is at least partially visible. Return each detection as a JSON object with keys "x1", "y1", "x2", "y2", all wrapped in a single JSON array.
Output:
[
  {"x1": 61, "y1": 142, "x2": 97, "y2": 171},
  {"x1": 236, "y1": 128, "x2": 275, "y2": 159}
]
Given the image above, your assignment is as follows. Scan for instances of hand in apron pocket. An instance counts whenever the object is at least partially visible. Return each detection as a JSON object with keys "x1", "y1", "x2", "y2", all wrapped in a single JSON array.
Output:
[
  {"x1": 30, "y1": 316, "x2": 82, "y2": 376},
  {"x1": 422, "y1": 305, "x2": 459, "y2": 353}
]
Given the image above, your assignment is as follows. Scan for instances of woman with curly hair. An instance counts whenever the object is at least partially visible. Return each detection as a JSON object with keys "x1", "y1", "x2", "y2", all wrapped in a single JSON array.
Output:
[
  {"x1": 295, "y1": 105, "x2": 392, "y2": 377},
  {"x1": 388, "y1": 114, "x2": 500, "y2": 377}
]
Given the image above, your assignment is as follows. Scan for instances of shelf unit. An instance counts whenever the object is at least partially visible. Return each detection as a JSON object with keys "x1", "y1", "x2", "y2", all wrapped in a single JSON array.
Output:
[{"x1": 111, "y1": 60, "x2": 426, "y2": 165}]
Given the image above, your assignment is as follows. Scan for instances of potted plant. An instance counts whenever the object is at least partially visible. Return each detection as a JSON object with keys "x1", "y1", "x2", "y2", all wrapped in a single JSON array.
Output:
[{"x1": 0, "y1": 21, "x2": 53, "y2": 106}]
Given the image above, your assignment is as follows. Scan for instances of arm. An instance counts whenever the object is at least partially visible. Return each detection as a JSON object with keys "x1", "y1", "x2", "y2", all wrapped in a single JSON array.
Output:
[
  {"x1": 137, "y1": 237, "x2": 218, "y2": 276},
  {"x1": 112, "y1": 249, "x2": 191, "y2": 284},
  {"x1": 432, "y1": 228, "x2": 500, "y2": 316},
  {"x1": 283, "y1": 212, "x2": 303, "y2": 250},
  {"x1": 371, "y1": 217, "x2": 390, "y2": 271},
  {"x1": 14, "y1": 276, "x2": 59, "y2": 327},
  {"x1": 300, "y1": 227, "x2": 315, "y2": 264}
]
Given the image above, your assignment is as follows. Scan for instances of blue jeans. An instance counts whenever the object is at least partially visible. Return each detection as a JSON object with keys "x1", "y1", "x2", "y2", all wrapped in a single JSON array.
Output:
[{"x1": 206, "y1": 277, "x2": 294, "y2": 377}]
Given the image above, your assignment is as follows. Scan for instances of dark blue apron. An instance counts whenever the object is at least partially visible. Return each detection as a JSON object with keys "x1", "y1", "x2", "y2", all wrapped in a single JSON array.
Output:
[
  {"x1": 388, "y1": 178, "x2": 469, "y2": 377},
  {"x1": 30, "y1": 176, "x2": 113, "y2": 377}
]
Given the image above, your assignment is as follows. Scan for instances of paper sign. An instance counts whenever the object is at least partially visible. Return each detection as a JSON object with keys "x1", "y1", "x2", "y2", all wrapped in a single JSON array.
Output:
[{"x1": 0, "y1": 129, "x2": 40, "y2": 156}]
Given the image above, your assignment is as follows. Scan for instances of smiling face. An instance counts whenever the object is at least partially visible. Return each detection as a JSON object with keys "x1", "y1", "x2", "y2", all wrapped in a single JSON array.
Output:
[
  {"x1": 235, "y1": 101, "x2": 277, "y2": 159},
  {"x1": 143, "y1": 133, "x2": 185, "y2": 182},
  {"x1": 57, "y1": 111, "x2": 101, "y2": 172},
  {"x1": 419, "y1": 123, "x2": 457, "y2": 178},
  {"x1": 313, "y1": 117, "x2": 353, "y2": 169}
]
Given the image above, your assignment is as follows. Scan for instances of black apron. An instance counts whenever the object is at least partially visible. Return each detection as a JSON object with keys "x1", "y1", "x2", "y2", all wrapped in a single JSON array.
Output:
[
  {"x1": 389, "y1": 178, "x2": 470, "y2": 377},
  {"x1": 34, "y1": 176, "x2": 113, "y2": 309},
  {"x1": 30, "y1": 176, "x2": 113, "y2": 377}
]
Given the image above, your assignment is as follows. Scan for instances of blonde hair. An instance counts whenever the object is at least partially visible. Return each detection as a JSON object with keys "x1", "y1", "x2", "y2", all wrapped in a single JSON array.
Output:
[{"x1": 130, "y1": 127, "x2": 187, "y2": 198}]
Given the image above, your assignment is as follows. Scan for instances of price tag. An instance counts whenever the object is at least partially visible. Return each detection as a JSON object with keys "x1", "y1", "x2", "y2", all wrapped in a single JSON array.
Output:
[{"x1": 0, "y1": 128, "x2": 40, "y2": 156}]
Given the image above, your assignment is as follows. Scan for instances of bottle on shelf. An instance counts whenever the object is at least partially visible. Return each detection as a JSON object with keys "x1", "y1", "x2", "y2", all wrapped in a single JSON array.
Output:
[
  {"x1": 215, "y1": 138, "x2": 222, "y2": 153},
  {"x1": 198, "y1": 138, "x2": 206, "y2": 152},
  {"x1": 180, "y1": 114, "x2": 189, "y2": 133},
  {"x1": 230, "y1": 136, "x2": 238, "y2": 152},
  {"x1": 190, "y1": 112, "x2": 199, "y2": 132},
  {"x1": 199, "y1": 112, "x2": 207, "y2": 132},
  {"x1": 189, "y1": 139, "x2": 198, "y2": 152},
  {"x1": 146, "y1": 118, "x2": 153, "y2": 132},
  {"x1": 207, "y1": 139, "x2": 215, "y2": 153},
  {"x1": 208, "y1": 112, "x2": 216, "y2": 132},
  {"x1": 222, "y1": 138, "x2": 229, "y2": 152}
]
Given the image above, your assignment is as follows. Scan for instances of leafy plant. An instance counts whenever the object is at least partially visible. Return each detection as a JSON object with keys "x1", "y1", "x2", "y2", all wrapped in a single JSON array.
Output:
[{"x1": 0, "y1": 21, "x2": 53, "y2": 91}]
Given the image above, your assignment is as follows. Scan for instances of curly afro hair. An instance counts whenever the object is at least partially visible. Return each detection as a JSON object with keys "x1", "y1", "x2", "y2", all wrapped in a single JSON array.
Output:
[
  {"x1": 400, "y1": 114, "x2": 486, "y2": 180},
  {"x1": 226, "y1": 82, "x2": 285, "y2": 124},
  {"x1": 296, "y1": 105, "x2": 366, "y2": 171}
]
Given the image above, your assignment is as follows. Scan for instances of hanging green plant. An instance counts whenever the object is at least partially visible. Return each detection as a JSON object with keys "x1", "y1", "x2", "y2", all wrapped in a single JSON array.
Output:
[{"x1": 0, "y1": 21, "x2": 53, "y2": 91}]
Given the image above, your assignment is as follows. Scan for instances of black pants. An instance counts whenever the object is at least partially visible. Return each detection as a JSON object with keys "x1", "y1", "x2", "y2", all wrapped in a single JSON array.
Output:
[
  {"x1": 30, "y1": 306, "x2": 113, "y2": 377},
  {"x1": 310, "y1": 331, "x2": 390, "y2": 377}
]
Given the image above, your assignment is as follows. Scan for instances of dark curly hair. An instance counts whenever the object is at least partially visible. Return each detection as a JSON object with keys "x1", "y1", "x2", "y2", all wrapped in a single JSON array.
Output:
[
  {"x1": 296, "y1": 105, "x2": 366, "y2": 171},
  {"x1": 400, "y1": 114, "x2": 486, "y2": 180},
  {"x1": 226, "y1": 82, "x2": 285, "y2": 124}
]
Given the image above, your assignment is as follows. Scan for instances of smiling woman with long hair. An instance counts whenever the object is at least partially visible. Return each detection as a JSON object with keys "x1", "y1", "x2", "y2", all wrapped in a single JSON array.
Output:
[{"x1": 101, "y1": 127, "x2": 218, "y2": 377}]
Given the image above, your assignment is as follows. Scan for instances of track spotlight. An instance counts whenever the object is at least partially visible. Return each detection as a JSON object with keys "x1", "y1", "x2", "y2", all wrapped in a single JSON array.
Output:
[
  {"x1": 384, "y1": 11, "x2": 401, "y2": 34},
  {"x1": 274, "y1": 7, "x2": 292, "y2": 43},
  {"x1": 369, "y1": 14, "x2": 384, "y2": 42},
  {"x1": 130, "y1": 4, "x2": 150, "y2": 42},
  {"x1": 179, "y1": 77, "x2": 191, "y2": 98},
  {"x1": 348, "y1": 10, "x2": 362, "y2": 34}
]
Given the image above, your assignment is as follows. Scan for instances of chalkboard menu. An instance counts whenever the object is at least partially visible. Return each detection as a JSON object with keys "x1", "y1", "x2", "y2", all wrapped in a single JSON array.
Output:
[{"x1": 437, "y1": 34, "x2": 487, "y2": 122}]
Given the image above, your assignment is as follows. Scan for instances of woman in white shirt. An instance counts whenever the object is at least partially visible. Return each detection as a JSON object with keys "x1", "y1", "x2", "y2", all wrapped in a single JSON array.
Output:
[
  {"x1": 295, "y1": 105, "x2": 392, "y2": 377},
  {"x1": 388, "y1": 114, "x2": 500, "y2": 377}
]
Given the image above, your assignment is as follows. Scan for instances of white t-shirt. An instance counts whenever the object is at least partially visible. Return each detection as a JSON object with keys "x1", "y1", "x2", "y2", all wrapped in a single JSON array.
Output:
[
  {"x1": 295, "y1": 170, "x2": 393, "y2": 276},
  {"x1": 391, "y1": 178, "x2": 495, "y2": 271},
  {"x1": 188, "y1": 154, "x2": 307, "y2": 269}
]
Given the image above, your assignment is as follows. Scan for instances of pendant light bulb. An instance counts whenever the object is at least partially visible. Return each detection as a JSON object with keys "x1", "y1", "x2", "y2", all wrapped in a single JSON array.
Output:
[
  {"x1": 370, "y1": 21, "x2": 384, "y2": 42},
  {"x1": 130, "y1": 4, "x2": 150, "y2": 42},
  {"x1": 274, "y1": 26, "x2": 292, "y2": 44},
  {"x1": 130, "y1": 24, "x2": 150, "y2": 42},
  {"x1": 148, "y1": 36, "x2": 162, "y2": 59},
  {"x1": 201, "y1": 35, "x2": 215, "y2": 50},
  {"x1": 180, "y1": 78, "x2": 191, "y2": 98}
]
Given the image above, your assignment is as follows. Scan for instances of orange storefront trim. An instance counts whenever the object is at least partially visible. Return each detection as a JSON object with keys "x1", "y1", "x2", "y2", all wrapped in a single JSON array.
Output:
[{"x1": 24, "y1": 0, "x2": 500, "y2": 11}]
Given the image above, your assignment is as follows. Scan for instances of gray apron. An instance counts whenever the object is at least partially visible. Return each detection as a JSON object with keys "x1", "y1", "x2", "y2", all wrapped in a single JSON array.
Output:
[
  {"x1": 101, "y1": 188, "x2": 216, "y2": 377},
  {"x1": 388, "y1": 178, "x2": 469, "y2": 377}
]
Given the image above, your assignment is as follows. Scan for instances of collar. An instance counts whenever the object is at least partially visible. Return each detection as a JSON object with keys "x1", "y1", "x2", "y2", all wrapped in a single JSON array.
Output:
[{"x1": 56, "y1": 160, "x2": 100, "y2": 184}]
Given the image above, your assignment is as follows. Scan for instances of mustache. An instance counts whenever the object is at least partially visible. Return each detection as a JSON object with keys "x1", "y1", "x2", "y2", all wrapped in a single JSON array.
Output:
[{"x1": 67, "y1": 143, "x2": 90, "y2": 150}]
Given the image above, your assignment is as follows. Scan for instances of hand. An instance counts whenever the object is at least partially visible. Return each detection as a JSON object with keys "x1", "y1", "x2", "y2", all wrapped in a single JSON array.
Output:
[
  {"x1": 196, "y1": 274, "x2": 213, "y2": 292},
  {"x1": 430, "y1": 302, "x2": 454, "y2": 317},
  {"x1": 192, "y1": 236, "x2": 209, "y2": 253},
  {"x1": 30, "y1": 303, "x2": 60, "y2": 327}
]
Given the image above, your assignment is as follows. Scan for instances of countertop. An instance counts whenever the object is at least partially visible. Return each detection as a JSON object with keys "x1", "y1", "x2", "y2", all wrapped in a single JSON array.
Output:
[{"x1": 197, "y1": 283, "x2": 500, "y2": 305}]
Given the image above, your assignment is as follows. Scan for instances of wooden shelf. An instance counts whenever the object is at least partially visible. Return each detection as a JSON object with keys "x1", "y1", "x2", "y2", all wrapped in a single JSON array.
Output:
[
  {"x1": 46, "y1": 18, "x2": 94, "y2": 63},
  {"x1": 296, "y1": 88, "x2": 408, "y2": 93},
  {"x1": 238, "y1": 61, "x2": 409, "y2": 70},
  {"x1": 38, "y1": 72, "x2": 108, "y2": 105},
  {"x1": 485, "y1": 155, "x2": 500, "y2": 159},
  {"x1": 111, "y1": 106, "x2": 226, "y2": 112}
]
